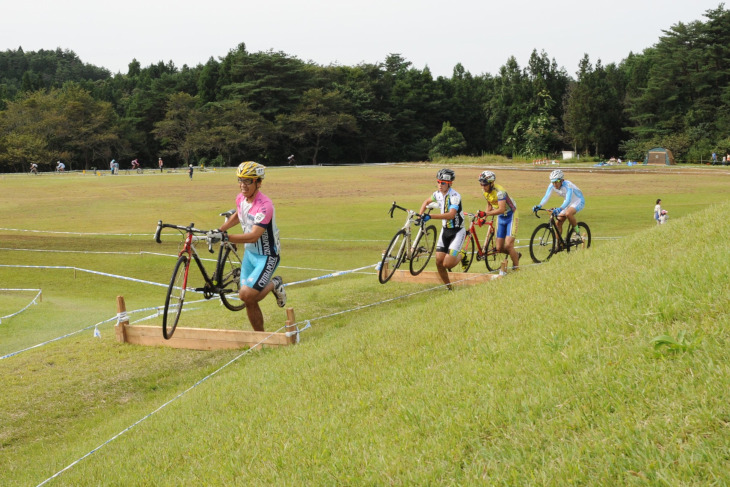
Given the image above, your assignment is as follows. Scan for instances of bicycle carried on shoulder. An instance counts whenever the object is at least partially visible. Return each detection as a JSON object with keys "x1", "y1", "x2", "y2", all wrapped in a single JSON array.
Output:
[
  {"x1": 459, "y1": 212, "x2": 502, "y2": 272},
  {"x1": 154, "y1": 210, "x2": 244, "y2": 339},
  {"x1": 378, "y1": 201, "x2": 438, "y2": 284},
  {"x1": 529, "y1": 208, "x2": 591, "y2": 263}
]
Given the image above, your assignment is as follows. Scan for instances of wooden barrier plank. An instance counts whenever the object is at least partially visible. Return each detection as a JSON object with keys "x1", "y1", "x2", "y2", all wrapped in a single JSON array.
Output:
[
  {"x1": 121, "y1": 324, "x2": 293, "y2": 350},
  {"x1": 389, "y1": 269, "x2": 500, "y2": 285},
  {"x1": 114, "y1": 296, "x2": 297, "y2": 350}
]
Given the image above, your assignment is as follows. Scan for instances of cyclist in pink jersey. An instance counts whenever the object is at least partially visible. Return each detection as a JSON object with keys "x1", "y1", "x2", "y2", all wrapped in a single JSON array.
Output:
[{"x1": 214, "y1": 161, "x2": 286, "y2": 331}]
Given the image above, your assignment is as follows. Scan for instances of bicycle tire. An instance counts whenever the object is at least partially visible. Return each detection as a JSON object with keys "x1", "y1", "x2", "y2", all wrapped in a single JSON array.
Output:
[
  {"x1": 379, "y1": 229, "x2": 407, "y2": 284},
  {"x1": 567, "y1": 222, "x2": 591, "y2": 253},
  {"x1": 218, "y1": 245, "x2": 245, "y2": 311},
  {"x1": 483, "y1": 231, "x2": 501, "y2": 271},
  {"x1": 529, "y1": 223, "x2": 557, "y2": 263},
  {"x1": 409, "y1": 225, "x2": 437, "y2": 275},
  {"x1": 460, "y1": 233, "x2": 476, "y2": 273},
  {"x1": 163, "y1": 255, "x2": 188, "y2": 339}
]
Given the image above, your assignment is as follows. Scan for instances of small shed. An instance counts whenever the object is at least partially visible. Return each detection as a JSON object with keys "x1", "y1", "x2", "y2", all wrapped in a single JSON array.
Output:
[
  {"x1": 562, "y1": 150, "x2": 575, "y2": 160},
  {"x1": 643, "y1": 147, "x2": 676, "y2": 165}
]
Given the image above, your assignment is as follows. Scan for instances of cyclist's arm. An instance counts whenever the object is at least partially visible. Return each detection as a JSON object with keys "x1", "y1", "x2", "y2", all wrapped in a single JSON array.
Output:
[
  {"x1": 227, "y1": 225, "x2": 264, "y2": 244},
  {"x1": 418, "y1": 196, "x2": 434, "y2": 215},
  {"x1": 430, "y1": 207, "x2": 457, "y2": 221},
  {"x1": 537, "y1": 184, "x2": 552, "y2": 208},
  {"x1": 486, "y1": 199, "x2": 507, "y2": 217}
]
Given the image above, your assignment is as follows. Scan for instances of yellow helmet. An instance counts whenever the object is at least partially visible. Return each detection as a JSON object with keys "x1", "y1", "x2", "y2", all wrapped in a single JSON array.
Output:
[{"x1": 236, "y1": 161, "x2": 265, "y2": 180}]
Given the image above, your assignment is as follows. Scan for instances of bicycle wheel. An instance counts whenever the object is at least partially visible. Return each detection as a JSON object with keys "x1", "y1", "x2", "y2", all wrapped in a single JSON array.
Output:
[
  {"x1": 379, "y1": 229, "x2": 407, "y2": 284},
  {"x1": 567, "y1": 222, "x2": 592, "y2": 253},
  {"x1": 483, "y1": 231, "x2": 501, "y2": 271},
  {"x1": 409, "y1": 225, "x2": 437, "y2": 275},
  {"x1": 218, "y1": 245, "x2": 245, "y2": 311},
  {"x1": 529, "y1": 223, "x2": 557, "y2": 263},
  {"x1": 163, "y1": 255, "x2": 189, "y2": 339},
  {"x1": 459, "y1": 233, "x2": 476, "y2": 273}
]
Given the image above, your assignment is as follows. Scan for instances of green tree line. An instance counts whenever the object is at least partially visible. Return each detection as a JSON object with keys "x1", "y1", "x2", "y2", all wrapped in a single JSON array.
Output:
[{"x1": 1, "y1": 4, "x2": 729, "y2": 172}]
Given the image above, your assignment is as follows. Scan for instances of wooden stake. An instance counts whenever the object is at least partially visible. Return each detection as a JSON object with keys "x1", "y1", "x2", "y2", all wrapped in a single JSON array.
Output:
[
  {"x1": 285, "y1": 308, "x2": 297, "y2": 339},
  {"x1": 115, "y1": 295, "x2": 128, "y2": 343}
]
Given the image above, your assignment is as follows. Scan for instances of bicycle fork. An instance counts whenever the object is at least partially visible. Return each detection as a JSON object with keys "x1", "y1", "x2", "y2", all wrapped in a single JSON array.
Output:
[{"x1": 179, "y1": 256, "x2": 192, "y2": 301}]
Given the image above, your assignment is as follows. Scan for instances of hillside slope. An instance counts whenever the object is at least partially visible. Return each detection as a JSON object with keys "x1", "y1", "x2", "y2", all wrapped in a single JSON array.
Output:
[{"x1": 43, "y1": 202, "x2": 730, "y2": 485}]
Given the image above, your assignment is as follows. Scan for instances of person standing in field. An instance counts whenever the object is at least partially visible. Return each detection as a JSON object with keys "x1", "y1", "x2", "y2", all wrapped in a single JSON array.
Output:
[
  {"x1": 158, "y1": 157, "x2": 164, "y2": 173},
  {"x1": 654, "y1": 198, "x2": 663, "y2": 225},
  {"x1": 188, "y1": 163, "x2": 194, "y2": 180},
  {"x1": 212, "y1": 161, "x2": 286, "y2": 331},
  {"x1": 532, "y1": 169, "x2": 585, "y2": 247},
  {"x1": 477, "y1": 170, "x2": 520, "y2": 269},
  {"x1": 418, "y1": 168, "x2": 465, "y2": 291}
]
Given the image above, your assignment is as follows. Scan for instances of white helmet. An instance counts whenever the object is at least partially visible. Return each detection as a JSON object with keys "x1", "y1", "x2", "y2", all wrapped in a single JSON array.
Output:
[
  {"x1": 550, "y1": 169, "x2": 564, "y2": 182},
  {"x1": 478, "y1": 170, "x2": 496, "y2": 184}
]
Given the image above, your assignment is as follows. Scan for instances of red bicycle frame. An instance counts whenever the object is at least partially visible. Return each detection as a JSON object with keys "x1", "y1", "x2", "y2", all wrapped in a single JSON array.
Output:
[{"x1": 462, "y1": 212, "x2": 502, "y2": 272}]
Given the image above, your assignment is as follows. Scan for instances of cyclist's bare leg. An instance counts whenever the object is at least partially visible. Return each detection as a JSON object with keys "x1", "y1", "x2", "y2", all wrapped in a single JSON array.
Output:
[
  {"x1": 555, "y1": 214, "x2": 565, "y2": 238},
  {"x1": 560, "y1": 207, "x2": 579, "y2": 238},
  {"x1": 435, "y1": 251, "x2": 458, "y2": 289},
  {"x1": 239, "y1": 282, "x2": 274, "y2": 331},
  {"x1": 496, "y1": 236, "x2": 520, "y2": 267},
  {"x1": 564, "y1": 207, "x2": 578, "y2": 229},
  {"x1": 556, "y1": 207, "x2": 577, "y2": 246}
]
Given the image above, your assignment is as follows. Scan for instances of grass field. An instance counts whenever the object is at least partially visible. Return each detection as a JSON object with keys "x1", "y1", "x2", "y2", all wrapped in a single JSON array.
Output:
[{"x1": 1, "y1": 162, "x2": 730, "y2": 485}]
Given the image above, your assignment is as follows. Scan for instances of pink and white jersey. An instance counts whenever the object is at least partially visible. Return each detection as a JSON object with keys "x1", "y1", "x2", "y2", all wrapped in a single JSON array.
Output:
[{"x1": 236, "y1": 191, "x2": 280, "y2": 256}]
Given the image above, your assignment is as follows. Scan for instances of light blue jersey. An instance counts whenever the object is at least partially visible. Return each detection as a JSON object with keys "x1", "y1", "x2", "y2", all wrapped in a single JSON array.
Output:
[{"x1": 538, "y1": 180, "x2": 585, "y2": 212}]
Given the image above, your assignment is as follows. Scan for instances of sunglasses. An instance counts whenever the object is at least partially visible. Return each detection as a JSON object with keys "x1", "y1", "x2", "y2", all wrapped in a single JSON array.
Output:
[
  {"x1": 238, "y1": 178, "x2": 257, "y2": 186},
  {"x1": 437, "y1": 180, "x2": 451, "y2": 185}
]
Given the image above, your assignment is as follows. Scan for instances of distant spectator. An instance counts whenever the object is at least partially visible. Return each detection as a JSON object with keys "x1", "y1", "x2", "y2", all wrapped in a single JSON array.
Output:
[
  {"x1": 654, "y1": 199, "x2": 663, "y2": 225},
  {"x1": 158, "y1": 157, "x2": 164, "y2": 173},
  {"x1": 56, "y1": 161, "x2": 65, "y2": 172},
  {"x1": 712, "y1": 152, "x2": 718, "y2": 164},
  {"x1": 188, "y1": 163, "x2": 194, "y2": 180},
  {"x1": 110, "y1": 159, "x2": 116, "y2": 175}
]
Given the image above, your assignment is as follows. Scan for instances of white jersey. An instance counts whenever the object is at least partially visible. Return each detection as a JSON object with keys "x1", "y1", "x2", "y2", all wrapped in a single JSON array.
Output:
[{"x1": 430, "y1": 187, "x2": 464, "y2": 229}]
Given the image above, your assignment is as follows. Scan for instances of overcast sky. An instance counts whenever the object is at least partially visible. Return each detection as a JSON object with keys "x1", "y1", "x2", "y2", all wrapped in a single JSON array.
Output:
[{"x1": 1, "y1": 1, "x2": 723, "y2": 78}]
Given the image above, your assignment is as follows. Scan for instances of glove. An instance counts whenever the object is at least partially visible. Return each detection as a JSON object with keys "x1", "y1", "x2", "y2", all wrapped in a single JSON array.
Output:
[
  {"x1": 477, "y1": 210, "x2": 486, "y2": 218},
  {"x1": 206, "y1": 230, "x2": 227, "y2": 244},
  {"x1": 420, "y1": 214, "x2": 431, "y2": 223},
  {"x1": 532, "y1": 205, "x2": 541, "y2": 213},
  {"x1": 552, "y1": 208, "x2": 561, "y2": 218}
]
